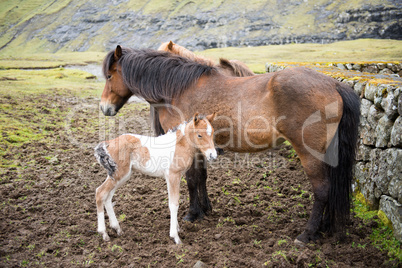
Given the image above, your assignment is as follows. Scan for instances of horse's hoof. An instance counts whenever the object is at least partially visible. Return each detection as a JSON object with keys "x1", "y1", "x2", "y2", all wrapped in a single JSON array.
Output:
[
  {"x1": 202, "y1": 205, "x2": 212, "y2": 216},
  {"x1": 183, "y1": 212, "x2": 203, "y2": 222},
  {"x1": 294, "y1": 239, "x2": 305, "y2": 247}
]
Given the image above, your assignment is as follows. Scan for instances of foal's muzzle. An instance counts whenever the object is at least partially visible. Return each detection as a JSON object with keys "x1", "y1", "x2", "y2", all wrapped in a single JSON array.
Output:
[
  {"x1": 205, "y1": 149, "x2": 218, "y2": 162},
  {"x1": 100, "y1": 103, "x2": 117, "y2": 116}
]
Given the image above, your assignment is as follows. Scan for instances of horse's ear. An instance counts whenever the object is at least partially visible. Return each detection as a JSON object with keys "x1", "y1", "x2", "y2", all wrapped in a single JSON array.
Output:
[
  {"x1": 206, "y1": 112, "x2": 217, "y2": 123},
  {"x1": 168, "y1": 41, "x2": 174, "y2": 51},
  {"x1": 193, "y1": 112, "x2": 200, "y2": 125},
  {"x1": 114, "y1": 45, "x2": 122, "y2": 61}
]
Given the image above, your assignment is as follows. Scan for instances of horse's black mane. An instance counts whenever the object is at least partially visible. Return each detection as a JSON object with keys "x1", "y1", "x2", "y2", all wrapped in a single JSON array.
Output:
[{"x1": 102, "y1": 47, "x2": 216, "y2": 104}]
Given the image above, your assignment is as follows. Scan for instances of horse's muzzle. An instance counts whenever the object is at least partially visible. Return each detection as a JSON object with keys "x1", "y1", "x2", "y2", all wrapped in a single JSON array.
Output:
[{"x1": 100, "y1": 103, "x2": 117, "y2": 116}]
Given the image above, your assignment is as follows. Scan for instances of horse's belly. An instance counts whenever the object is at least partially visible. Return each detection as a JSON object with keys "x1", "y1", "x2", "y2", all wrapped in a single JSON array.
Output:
[{"x1": 214, "y1": 122, "x2": 285, "y2": 153}]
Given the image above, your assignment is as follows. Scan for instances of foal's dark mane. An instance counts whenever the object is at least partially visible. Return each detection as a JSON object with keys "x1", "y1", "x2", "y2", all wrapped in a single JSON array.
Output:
[{"x1": 103, "y1": 48, "x2": 216, "y2": 104}]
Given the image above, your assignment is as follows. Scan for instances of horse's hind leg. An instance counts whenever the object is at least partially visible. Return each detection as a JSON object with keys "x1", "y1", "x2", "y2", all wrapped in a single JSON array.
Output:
[
  {"x1": 294, "y1": 154, "x2": 329, "y2": 244},
  {"x1": 96, "y1": 176, "x2": 116, "y2": 241}
]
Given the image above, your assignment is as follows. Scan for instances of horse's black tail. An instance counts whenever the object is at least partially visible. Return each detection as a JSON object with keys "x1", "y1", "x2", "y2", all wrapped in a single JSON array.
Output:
[
  {"x1": 94, "y1": 142, "x2": 117, "y2": 177},
  {"x1": 324, "y1": 83, "x2": 360, "y2": 236},
  {"x1": 150, "y1": 105, "x2": 165, "y2": 136}
]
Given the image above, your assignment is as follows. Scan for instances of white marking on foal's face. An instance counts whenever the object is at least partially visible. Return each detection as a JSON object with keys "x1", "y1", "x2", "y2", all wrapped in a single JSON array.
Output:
[
  {"x1": 179, "y1": 123, "x2": 186, "y2": 136},
  {"x1": 206, "y1": 122, "x2": 212, "y2": 136}
]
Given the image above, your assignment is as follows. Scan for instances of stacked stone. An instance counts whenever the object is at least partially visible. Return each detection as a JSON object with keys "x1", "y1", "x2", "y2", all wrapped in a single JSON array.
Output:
[
  {"x1": 332, "y1": 62, "x2": 402, "y2": 76},
  {"x1": 354, "y1": 81, "x2": 402, "y2": 241}
]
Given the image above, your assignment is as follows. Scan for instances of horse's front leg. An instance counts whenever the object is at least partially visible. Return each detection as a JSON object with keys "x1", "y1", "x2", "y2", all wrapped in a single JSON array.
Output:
[
  {"x1": 183, "y1": 156, "x2": 209, "y2": 222},
  {"x1": 166, "y1": 172, "x2": 181, "y2": 244},
  {"x1": 196, "y1": 154, "x2": 212, "y2": 215}
]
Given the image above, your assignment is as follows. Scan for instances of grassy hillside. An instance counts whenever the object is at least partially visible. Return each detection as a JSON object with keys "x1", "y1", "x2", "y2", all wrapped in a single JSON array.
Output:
[
  {"x1": 1, "y1": 39, "x2": 400, "y2": 74},
  {"x1": 0, "y1": 0, "x2": 400, "y2": 54},
  {"x1": 199, "y1": 39, "x2": 402, "y2": 72}
]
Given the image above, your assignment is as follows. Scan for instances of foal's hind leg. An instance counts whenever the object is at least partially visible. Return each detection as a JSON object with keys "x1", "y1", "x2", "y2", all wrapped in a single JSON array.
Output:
[
  {"x1": 104, "y1": 187, "x2": 122, "y2": 236},
  {"x1": 96, "y1": 176, "x2": 116, "y2": 241}
]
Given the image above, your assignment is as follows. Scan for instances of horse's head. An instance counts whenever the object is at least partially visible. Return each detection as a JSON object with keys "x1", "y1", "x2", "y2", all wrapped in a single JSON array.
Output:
[
  {"x1": 100, "y1": 45, "x2": 133, "y2": 116},
  {"x1": 186, "y1": 112, "x2": 218, "y2": 161}
]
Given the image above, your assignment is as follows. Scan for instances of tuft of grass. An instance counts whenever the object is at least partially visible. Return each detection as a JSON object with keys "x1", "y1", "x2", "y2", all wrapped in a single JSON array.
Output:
[{"x1": 353, "y1": 197, "x2": 402, "y2": 262}]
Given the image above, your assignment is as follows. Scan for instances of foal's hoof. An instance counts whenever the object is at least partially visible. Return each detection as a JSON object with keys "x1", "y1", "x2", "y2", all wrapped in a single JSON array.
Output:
[
  {"x1": 101, "y1": 233, "x2": 110, "y2": 242},
  {"x1": 116, "y1": 228, "x2": 123, "y2": 236}
]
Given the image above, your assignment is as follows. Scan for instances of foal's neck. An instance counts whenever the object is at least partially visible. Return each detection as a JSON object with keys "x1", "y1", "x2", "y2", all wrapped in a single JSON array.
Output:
[{"x1": 172, "y1": 123, "x2": 198, "y2": 160}]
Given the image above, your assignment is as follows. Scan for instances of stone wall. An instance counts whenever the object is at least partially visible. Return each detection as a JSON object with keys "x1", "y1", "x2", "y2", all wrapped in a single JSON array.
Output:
[
  {"x1": 266, "y1": 63, "x2": 402, "y2": 241},
  {"x1": 330, "y1": 62, "x2": 402, "y2": 76}
]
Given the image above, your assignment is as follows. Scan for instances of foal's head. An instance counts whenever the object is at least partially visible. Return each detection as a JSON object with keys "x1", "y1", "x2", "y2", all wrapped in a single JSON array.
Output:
[
  {"x1": 185, "y1": 112, "x2": 218, "y2": 161},
  {"x1": 100, "y1": 45, "x2": 133, "y2": 116}
]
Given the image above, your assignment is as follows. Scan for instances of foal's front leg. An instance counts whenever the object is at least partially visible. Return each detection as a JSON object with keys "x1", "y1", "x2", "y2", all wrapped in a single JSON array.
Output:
[{"x1": 166, "y1": 172, "x2": 181, "y2": 244}]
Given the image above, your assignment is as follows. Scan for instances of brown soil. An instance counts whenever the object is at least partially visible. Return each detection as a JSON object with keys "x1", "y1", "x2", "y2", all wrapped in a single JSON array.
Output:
[{"x1": 0, "y1": 95, "x2": 399, "y2": 267}]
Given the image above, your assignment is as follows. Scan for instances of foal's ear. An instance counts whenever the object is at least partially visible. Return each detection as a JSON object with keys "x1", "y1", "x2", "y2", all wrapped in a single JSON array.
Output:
[
  {"x1": 114, "y1": 45, "x2": 122, "y2": 61},
  {"x1": 168, "y1": 41, "x2": 174, "y2": 51},
  {"x1": 193, "y1": 112, "x2": 200, "y2": 125},
  {"x1": 206, "y1": 112, "x2": 217, "y2": 123}
]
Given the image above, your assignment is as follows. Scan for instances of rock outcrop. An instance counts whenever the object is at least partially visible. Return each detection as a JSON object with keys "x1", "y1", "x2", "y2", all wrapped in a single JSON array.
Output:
[{"x1": 0, "y1": 0, "x2": 401, "y2": 53}]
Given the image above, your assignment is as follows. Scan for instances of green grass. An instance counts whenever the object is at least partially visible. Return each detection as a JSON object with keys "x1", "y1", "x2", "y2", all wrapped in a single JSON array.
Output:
[
  {"x1": 0, "y1": 51, "x2": 105, "y2": 69},
  {"x1": 198, "y1": 39, "x2": 402, "y2": 73},
  {"x1": 0, "y1": 67, "x2": 104, "y2": 171},
  {"x1": 1, "y1": 39, "x2": 401, "y2": 74},
  {"x1": 353, "y1": 197, "x2": 402, "y2": 262}
]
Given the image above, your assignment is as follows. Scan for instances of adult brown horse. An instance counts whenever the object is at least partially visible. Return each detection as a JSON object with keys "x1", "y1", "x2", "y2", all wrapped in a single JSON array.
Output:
[
  {"x1": 158, "y1": 41, "x2": 255, "y2": 77},
  {"x1": 99, "y1": 45, "x2": 360, "y2": 244}
]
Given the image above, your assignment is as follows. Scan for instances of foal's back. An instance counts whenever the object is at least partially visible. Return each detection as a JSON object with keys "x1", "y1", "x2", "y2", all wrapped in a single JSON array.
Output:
[{"x1": 104, "y1": 133, "x2": 177, "y2": 178}]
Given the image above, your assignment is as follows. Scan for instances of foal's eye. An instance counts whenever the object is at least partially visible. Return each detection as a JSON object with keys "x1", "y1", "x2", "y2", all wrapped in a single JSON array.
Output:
[
  {"x1": 107, "y1": 74, "x2": 112, "y2": 80},
  {"x1": 197, "y1": 134, "x2": 202, "y2": 138}
]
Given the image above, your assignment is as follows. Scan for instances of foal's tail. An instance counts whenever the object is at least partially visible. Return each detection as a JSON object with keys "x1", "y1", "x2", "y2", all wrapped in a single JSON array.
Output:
[
  {"x1": 94, "y1": 142, "x2": 117, "y2": 177},
  {"x1": 325, "y1": 83, "x2": 360, "y2": 235}
]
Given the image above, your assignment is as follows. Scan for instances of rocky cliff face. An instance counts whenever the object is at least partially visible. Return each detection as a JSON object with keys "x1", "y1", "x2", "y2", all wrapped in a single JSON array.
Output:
[{"x1": 0, "y1": 0, "x2": 401, "y2": 53}]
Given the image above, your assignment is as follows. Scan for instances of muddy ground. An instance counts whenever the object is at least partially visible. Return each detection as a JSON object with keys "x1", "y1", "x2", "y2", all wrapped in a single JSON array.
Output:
[{"x1": 0, "y1": 92, "x2": 400, "y2": 267}]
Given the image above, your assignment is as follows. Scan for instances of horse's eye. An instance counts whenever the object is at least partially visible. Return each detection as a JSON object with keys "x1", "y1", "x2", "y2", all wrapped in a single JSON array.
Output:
[
  {"x1": 197, "y1": 134, "x2": 202, "y2": 138},
  {"x1": 107, "y1": 74, "x2": 112, "y2": 80}
]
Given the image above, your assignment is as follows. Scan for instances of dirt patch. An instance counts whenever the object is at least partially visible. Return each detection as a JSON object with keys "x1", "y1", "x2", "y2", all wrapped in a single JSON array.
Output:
[{"x1": 0, "y1": 94, "x2": 399, "y2": 267}]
